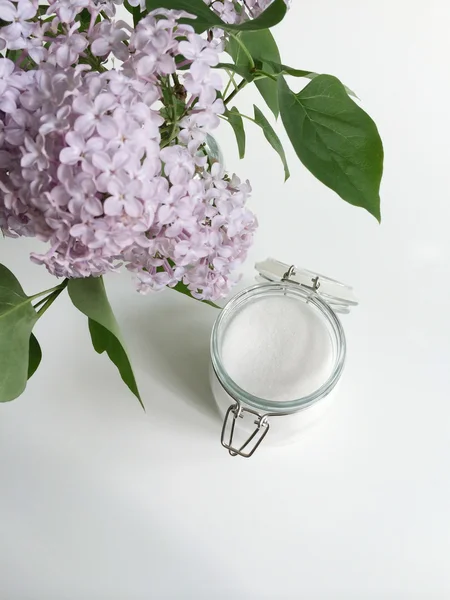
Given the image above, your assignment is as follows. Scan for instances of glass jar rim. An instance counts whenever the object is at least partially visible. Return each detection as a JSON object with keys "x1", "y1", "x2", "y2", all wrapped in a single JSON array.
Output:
[{"x1": 210, "y1": 282, "x2": 347, "y2": 414}]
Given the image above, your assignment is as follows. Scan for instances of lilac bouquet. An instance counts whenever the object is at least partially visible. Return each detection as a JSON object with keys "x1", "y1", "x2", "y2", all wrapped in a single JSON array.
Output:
[{"x1": 0, "y1": 0, "x2": 383, "y2": 405}]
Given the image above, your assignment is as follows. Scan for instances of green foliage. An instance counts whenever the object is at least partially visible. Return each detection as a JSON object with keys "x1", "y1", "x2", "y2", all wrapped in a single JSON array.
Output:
[
  {"x1": 144, "y1": 1, "x2": 383, "y2": 217},
  {"x1": 217, "y1": 62, "x2": 255, "y2": 83},
  {"x1": 253, "y1": 105, "x2": 289, "y2": 180},
  {"x1": 68, "y1": 277, "x2": 143, "y2": 408},
  {"x1": 230, "y1": 0, "x2": 287, "y2": 31},
  {"x1": 223, "y1": 103, "x2": 289, "y2": 180},
  {"x1": 77, "y1": 8, "x2": 93, "y2": 31},
  {"x1": 28, "y1": 334, "x2": 42, "y2": 379},
  {"x1": 227, "y1": 107, "x2": 246, "y2": 159},
  {"x1": 0, "y1": 265, "x2": 39, "y2": 402},
  {"x1": 125, "y1": 1, "x2": 142, "y2": 26},
  {"x1": 264, "y1": 61, "x2": 357, "y2": 97},
  {"x1": 278, "y1": 75, "x2": 383, "y2": 220},
  {"x1": 264, "y1": 62, "x2": 316, "y2": 78},
  {"x1": 228, "y1": 30, "x2": 281, "y2": 118}
]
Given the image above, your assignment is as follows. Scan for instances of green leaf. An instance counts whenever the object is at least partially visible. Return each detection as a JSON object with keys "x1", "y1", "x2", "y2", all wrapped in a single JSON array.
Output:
[
  {"x1": 264, "y1": 61, "x2": 358, "y2": 98},
  {"x1": 36, "y1": 5, "x2": 50, "y2": 16},
  {"x1": 0, "y1": 265, "x2": 39, "y2": 402},
  {"x1": 171, "y1": 280, "x2": 219, "y2": 309},
  {"x1": 254, "y1": 72, "x2": 279, "y2": 118},
  {"x1": 28, "y1": 334, "x2": 42, "y2": 379},
  {"x1": 67, "y1": 277, "x2": 143, "y2": 408},
  {"x1": 145, "y1": 0, "x2": 287, "y2": 33},
  {"x1": 217, "y1": 62, "x2": 255, "y2": 83},
  {"x1": 226, "y1": 107, "x2": 246, "y2": 159},
  {"x1": 231, "y1": 0, "x2": 287, "y2": 31},
  {"x1": 228, "y1": 30, "x2": 281, "y2": 118},
  {"x1": 245, "y1": 31, "x2": 281, "y2": 118},
  {"x1": 253, "y1": 105, "x2": 289, "y2": 180},
  {"x1": 264, "y1": 61, "x2": 316, "y2": 79},
  {"x1": 77, "y1": 8, "x2": 92, "y2": 30},
  {"x1": 124, "y1": 0, "x2": 142, "y2": 26},
  {"x1": 278, "y1": 75, "x2": 383, "y2": 220},
  {"x1": 0, "y1": 263, "x2": 26, "y2": 292}
]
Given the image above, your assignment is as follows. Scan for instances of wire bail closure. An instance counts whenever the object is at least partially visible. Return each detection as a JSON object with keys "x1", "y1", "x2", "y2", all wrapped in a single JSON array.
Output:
[
  {"x1": 282, "y1": 264, "x2": 321, "y2": 292},
  {"x1": 221, "y1": 402, "x2": 270, "y2": 458}
]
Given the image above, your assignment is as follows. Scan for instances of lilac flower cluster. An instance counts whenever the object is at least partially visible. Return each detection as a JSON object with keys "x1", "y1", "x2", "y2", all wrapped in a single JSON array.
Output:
[{"x1": 0, "y1": 1, "x2": 257, "y2": 300}]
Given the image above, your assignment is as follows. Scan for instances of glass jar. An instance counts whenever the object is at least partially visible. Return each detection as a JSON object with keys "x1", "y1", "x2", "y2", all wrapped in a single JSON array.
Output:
[{"x1": 210, "y1": 258, "x2": 357, "y2": 457}]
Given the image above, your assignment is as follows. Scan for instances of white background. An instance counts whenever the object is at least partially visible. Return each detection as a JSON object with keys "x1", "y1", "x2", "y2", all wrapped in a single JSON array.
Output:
[{"x1": 1, "y1": 1, "x2": 450, "y2": 598}]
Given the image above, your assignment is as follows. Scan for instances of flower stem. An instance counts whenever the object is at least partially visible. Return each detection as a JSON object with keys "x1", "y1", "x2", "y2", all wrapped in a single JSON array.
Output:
[
  {"x1": 255, "y1": 70, "x2": 278, "y2": 81},
  {"x1": 36, "y1": 279, "x2": 68, "y2": 318},
  {"x1": 83, "y1": 49, "x2": 107, "y2": 73},
  {"x1": 161, "y1": 97, "x2": 180, "y2": 148},
  {"x1": 220, "y1": 111, "x2": 257, "y2": 125},
  {"x1": 33, "y1": 295, "x2": 53, "y2": 310},
  {"x1": 172, "y1": 72, "x2": 181, "y2": 88},
  {"x1": 228, "y1": 33, "x2": 255, "y2": 69},
  {"x1": 224, "y1": 79, "x2": 247, "y2": 105},
  {"x1": 223, "y1": 68, "x2": 238, "y2": 98},
  {"x1": 29, "y1": 282, "x2": 68, "y2": 301}
]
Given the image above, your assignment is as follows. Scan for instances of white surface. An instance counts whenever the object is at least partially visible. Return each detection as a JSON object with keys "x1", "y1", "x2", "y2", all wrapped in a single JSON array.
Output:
[
  {"x1": 1, "y1": 1, "x2": 450, "y2": 598},
  {"x1": 221, "y1": 294, "x2": 334, "y2": 401}
]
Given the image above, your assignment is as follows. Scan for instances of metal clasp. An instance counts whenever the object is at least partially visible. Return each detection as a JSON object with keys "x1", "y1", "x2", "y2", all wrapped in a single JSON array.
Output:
[
  {"x1": 221, "y1": 403, "x2": 270, "y2": 458},
  {"x1": 282, "y1": 264, "x2": 320, "y2": 292}
]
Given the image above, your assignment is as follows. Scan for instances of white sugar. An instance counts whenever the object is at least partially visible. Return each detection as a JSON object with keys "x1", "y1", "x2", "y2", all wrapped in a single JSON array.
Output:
[{"x1": 221, "y1": 295, "x2": 334, "y2": 402}]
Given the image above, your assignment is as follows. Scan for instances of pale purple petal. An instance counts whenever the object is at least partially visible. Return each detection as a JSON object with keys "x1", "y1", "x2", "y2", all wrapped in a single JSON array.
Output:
[
  {"x1": 92, "y1": 152, "x2": 111, "y2": 171},
  {"x1": 157, "y1": 54, "x2": 175, "y2": 75},
  {"x1": 124, "y1": 197, "x2": 142, "y2": 218},
  {"x1": 65, "y1": 131, "x2": 85, "y2": 151},
  {"x1": 1, "y1": 22, "x2": 21, "y2": 41},
  {"x1": 70, "y1": 223, "x2": 89, "y2": 238},
  {"x1": 136, "y1": 55, "x2": 155, "y2": 77},
  {"x1": 73, "y1": 96, "x2": 93, "y2": 115},
  {"x1": 17, "y1": 0, "x2": 36, "y2": 20},
  {"x1": 74, "y1": 114, "x2": 95, "y2": 136},
  {"x1": 0, "y1": 58, "x2": 15, "y2": 78},
  {"x1": 96, "y1": 116, "x2": 118, "y2": 139},
  {"x1": 103, "y1": 196, "x2": 123, "y2": 216},
  {"x1": 84, "y1": 197, "x2": 103, "y2": 217},
  {"x1": 60, "y1": 147, "x2": 81, "y2": 165},
  {"x1": 106, "y1": 178, "x2": 121, "y2": 196},
  {"x1": 0, "y1": 1, "x2": 16, "y2": 21},
  {"x1": 94, "y1": 93, "x2": 116, "y2": 114},
  {"x1": 91, "y1": 38, "x2": 111, "y2": 57},
  {"x1": 190, "y1": 60, "x2": 210, "y2": 81}
]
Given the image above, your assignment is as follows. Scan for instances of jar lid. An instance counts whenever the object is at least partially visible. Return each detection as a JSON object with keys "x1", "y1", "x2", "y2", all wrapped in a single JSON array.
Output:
[{"x1": 255, "y1": 258, "x2": 358, "y2": 314}]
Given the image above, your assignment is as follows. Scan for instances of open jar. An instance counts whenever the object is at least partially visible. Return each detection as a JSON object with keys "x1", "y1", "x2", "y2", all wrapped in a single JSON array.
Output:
[{"x1": 210, "y1": 258, "x2": 358, "y2": 457}]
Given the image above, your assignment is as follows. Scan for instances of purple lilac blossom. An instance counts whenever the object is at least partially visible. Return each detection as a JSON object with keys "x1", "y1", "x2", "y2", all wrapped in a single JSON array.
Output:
[{"x1": 0, "y1": 1, "x2": 257, "y2": 301}]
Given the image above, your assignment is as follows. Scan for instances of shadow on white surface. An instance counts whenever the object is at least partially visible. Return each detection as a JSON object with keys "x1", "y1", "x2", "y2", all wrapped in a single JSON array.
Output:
[{"x1": 124, "y1": 297, "x2": 220, "y2": 423}]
